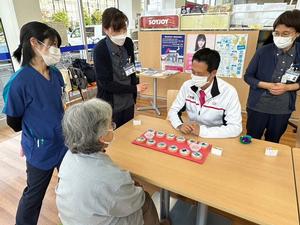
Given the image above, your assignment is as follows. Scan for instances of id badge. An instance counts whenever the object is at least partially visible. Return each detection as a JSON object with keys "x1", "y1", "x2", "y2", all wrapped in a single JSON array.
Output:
[
  {"x1": 123, "y1": 63, "x2": 136, "y2": 76},
  {"x1": 281, "y1": 68, "x2": 300, "y2": 83}
]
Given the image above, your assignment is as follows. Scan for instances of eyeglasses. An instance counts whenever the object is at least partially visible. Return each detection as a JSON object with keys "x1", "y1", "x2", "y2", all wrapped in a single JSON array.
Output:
[
  {"x1": 272, "y1": 31, "x2": 296, "y2": 38},
  {"x1": 38, "y1": 40, "x2": 58, "y2": 48},
  {"x1": 106, "y1": 122, "x2": 116, "y2": 131},
  {"x1": 111, "y1": 122, "x2": 117, "y2": 130},
  {"x1": 38, "y1": 40, "x2": 52, "y2": 49}
]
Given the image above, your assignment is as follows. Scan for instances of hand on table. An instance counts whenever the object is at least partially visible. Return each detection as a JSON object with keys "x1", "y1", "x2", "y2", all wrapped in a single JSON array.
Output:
[
  {"x1": 178, "y1": 122, "x2": 200, "y2": 136},
  {"x1": 190, "y1": 123, "x2": 200, "y2": 136},
  {"x1": 178, "y1": 122, "x2": 194, "y2": 134}
]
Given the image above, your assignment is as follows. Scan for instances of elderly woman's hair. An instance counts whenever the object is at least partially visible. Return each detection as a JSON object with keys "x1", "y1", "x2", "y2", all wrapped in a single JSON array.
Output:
[{"x1": 62, "y1": 98, "x2": 112, "y2": 154}]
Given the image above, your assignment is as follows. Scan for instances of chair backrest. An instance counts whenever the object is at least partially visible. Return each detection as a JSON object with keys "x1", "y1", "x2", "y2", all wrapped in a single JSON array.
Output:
[
  {"x1": 60, "y1": 69, "x2": 72, "y2": 93},
  {"x1": 167, "y1": 90, "x2": 179, "y2": 112}
]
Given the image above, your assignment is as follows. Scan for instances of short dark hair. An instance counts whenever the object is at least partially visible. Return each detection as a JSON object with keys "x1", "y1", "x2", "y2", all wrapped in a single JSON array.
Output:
[
  {"x1": 102, "y1": 7, "x2": 128, "y2": 32},
  {"x1": 273, "y1": 9, "x2": 300, "y2": 33},
  {"x1": 13, "y1": 21, "x2": 62, "y2": 66},
  {"x1": 192, "y1": 48, "x2": 221, "y2": 73}
]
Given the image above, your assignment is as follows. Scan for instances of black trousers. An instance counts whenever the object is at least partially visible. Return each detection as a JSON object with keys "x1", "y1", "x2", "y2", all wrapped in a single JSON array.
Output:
[
  {"x1": 16, "y1": 162, "x2": 57, "y2": 225},
  {"x1": 246, "y1": 108, "x2": 291, "y2": 143},
  {"x1": 113, "y1": 105, "x2": 135, "y2": 128}
]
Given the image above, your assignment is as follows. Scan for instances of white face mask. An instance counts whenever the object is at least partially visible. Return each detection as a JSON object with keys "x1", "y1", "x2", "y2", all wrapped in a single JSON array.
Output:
[
  {"x1": 37, "y1": 42, "x2": 61, "y2": 66},
  {"x1": 191, "y1": 74, "x2": 209, "y2": 88},
  {"x1": 110, "y1": 33, "x2": 127, "y2": 46},
  {"x1": 273, "y1": 36, "x2": 294, "y2": 49}
]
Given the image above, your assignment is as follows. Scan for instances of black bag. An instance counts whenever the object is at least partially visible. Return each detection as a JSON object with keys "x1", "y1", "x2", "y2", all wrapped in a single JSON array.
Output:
[
  {"x1": 67, "y1": 66, "x2": 88, "y2": 100},
  {"x1": 72, "y1": 59, "x2": 96, "y2": 84}
]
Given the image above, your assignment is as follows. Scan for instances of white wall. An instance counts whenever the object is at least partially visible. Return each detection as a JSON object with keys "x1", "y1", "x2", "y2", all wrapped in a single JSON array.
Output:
[
  {"x1": 119, "y1": 0, "x2": 142, "y2": 30},
  {"x1": 0, "y1": 0, "x2": 21, "y2": 71},
  {"x1": 119, "y1": 0, "x2": 133, "y2": 29},
  {"x1": 132, "y1": 0, "x2": 142, "y2": 28},
  {"x1": 13, "y1": 0, "x2": 42, "y2": 27},
  {"x1": 0, "y1": 0, "x2": 42, "y2": 71},
  {"x1": 163, "y1": 0, "x2": 176, "y2": 9}
]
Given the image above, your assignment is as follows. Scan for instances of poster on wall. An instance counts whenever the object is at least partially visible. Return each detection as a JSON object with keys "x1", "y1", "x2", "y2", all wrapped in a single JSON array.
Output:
[
  {"x1": 184, "y1": 34, "x2": 216, "y2": 72},
  {"x1": 161, "y1": 34, "x2": 185, "y2": 72},
  {"x1": 214, "y1": 34, "x2": 248, "y2": 78}
]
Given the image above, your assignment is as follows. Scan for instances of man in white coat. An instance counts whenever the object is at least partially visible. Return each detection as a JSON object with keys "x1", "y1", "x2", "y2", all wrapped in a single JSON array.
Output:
[{"x1": 168, "y1": 48, "x2": 242, "y2": 138}]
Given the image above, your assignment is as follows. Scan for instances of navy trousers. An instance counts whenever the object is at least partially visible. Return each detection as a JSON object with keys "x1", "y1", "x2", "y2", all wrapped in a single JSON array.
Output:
[
  {"x1": 113, "y1": 105, "x2": 135, "y2": 128},
  {"x1": 16, "y1": 162, "x2": 56, "y2": 225},
  {"x1": 246, "y1": 108, "x2": 291, "y2": 143}
]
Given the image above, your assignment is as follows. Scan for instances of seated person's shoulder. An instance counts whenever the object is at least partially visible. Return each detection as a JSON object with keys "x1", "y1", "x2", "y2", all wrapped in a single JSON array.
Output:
[
  {"x1": 181, "y1": 79, "x2": 194, "y2": 89},
  {"x1": 60, "y1": 152, "x2": 133, "y2": 188},
  {"x1": 217, "y1": 78, "x2": 238, "y2": 96}
]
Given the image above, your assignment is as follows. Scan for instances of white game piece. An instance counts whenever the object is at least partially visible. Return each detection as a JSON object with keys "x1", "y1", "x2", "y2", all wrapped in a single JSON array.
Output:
[
  {"x1": 136, "y1": 136, "x2": 146, "y2": 143},
  {"x1": 179, "y1": 148, "x2": 190, "y2": 156},
  {"x1": 191, "y1": 151, "x2": 203, "y2": 159},
  {"x1": 156, "y1": 131, "x2": 165, "y2": 138},
  {"x1": 157, "y1": 142, "x2": 167, "y2": 149},
  {"x1": 166, "y1": 133, "x2": 176, "y2": 140},
  {"x1": 199, "y1": 142, "x2": 209, "y2": 148},
  {"x1": 211, "y1": 147, "x2": 223, "y2": 156},
  {"x1": 265, "y1": 147, "x2": 278, "y2": 157},
  {"x1": 168, "y1": 145, "x2": 178, "y2": 152},
  {"x1": 187, "y1": 139, "x2": 196, "y2": 145},
  {"x1": 189, "y1": 143, "x2": 201, "y2": 152},
  {"x1": 133, "y1": 120, "x2": 142, "y2": 126},
  {"x1": 176, "y1": 136, "x2": 186, "y2": 143},
  {"x1": 144, "y1": 131, "x2": 155, "y2": 140},
  {"x1": 147, "y1": 128, "x2": 155, "y2": 133},
  {"x1": 146, "y1": 139, "x2": 156, "y2": 146}
]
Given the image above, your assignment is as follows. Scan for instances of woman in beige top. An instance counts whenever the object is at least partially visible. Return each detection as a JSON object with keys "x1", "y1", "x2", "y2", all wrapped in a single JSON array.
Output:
[{"x1": 56, "y1": 98, "x2": 170, "y2": 225}]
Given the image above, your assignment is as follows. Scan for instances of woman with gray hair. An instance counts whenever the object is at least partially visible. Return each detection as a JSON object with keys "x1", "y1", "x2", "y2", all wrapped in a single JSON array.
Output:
[{"x1": 56, "y1": 98, "x2": 169, "y2": 225}]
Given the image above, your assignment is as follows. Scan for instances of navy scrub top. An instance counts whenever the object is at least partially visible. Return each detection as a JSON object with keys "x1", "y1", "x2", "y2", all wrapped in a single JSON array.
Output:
[{"x1": 3, "y1": 66, "x2": 67, "y2": 170}]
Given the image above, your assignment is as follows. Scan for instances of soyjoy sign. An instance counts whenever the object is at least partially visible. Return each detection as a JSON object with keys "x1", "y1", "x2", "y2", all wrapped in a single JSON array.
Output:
[{"x1": 140, "y1": 16, "x2": 179, "y2": 29}]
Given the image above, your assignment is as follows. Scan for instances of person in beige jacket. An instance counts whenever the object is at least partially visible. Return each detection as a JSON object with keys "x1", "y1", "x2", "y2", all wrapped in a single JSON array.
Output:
[{"x1": 56, "y1": 98, "x2": 169, "y2": 225}]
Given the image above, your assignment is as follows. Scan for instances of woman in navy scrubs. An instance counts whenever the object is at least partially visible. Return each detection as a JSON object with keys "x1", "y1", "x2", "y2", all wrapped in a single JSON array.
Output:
[{"x1": 2, "y1": 21, "x2": 67, "y2": 225}]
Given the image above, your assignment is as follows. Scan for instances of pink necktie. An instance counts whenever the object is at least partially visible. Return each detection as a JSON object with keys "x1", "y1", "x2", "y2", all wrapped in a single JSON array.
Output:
[{"x1": 199, "y1": 90, "x2": 206, "y2": 106}]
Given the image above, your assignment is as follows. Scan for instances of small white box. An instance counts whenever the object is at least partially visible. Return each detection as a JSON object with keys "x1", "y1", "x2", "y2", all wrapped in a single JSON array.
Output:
[
  {"x1": 133, "y1": 120, "x2": 142, "y2": 126},
  {"x1": 211, "y1": 147, "x2": 223, "y2": 156},
  {"x1": 265, "y1": 147, "x2": 278, "y2": 157}
]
